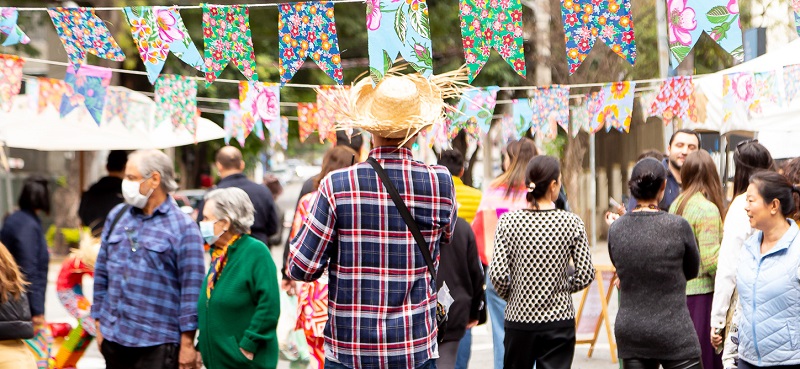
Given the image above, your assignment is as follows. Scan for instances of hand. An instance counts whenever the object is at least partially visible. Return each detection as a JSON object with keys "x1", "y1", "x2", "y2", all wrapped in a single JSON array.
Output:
[
  {"x1": 31, "y1": 315, "x2": 45, "y2": 327},
  {"x1": 95, "y1": 320, "x2": 103, "y2": 348},
  {"x1": 604, "y1": 212, "x2": 620, "y2": 226},
  {"x1": 240, "y1": 348, "x2": 254, "y2": 361},
  {"x1": 281, "y1": 279, "x2": 296, "y2": 296},
  {"x1": 178, "y1": 343, "x2": 197, "y2": 369},
  {"x1": 466, "y1": 320, "x2": 479, "y2": 329},
  {"x1": 195, "y1": 351, "x2": 203, "y2": 369},
  {"x1": 613, "y1": 278, "x2": 620, "y2": 289},
  {"x1": 711, "y1": 331, "x2": 724, "y2": 349}
]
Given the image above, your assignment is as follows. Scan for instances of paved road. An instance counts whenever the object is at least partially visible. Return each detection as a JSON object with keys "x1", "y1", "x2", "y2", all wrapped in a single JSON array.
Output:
[{"x1": 45, "y1": 179, "x2": 620, "y2": 369}]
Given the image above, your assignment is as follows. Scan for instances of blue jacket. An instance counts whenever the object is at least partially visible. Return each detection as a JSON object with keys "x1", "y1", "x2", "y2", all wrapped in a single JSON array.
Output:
[
  {"x1": 0, "y1": 210, "x2": 49, "y2": 316},
  {"x1": 737, "y1": 220, "x2": 800, "y2": 366}
]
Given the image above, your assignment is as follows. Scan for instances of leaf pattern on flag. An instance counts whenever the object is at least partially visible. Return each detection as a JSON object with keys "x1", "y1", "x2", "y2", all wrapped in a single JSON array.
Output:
[
  {"x1": 123, "y1": 6, "x2": 205, "y2": 84},
  {"x1": 459, "y1": 0, "x2": 526, "y2": 82},
  {"x1": 561, "y1": 0, "x2": 637, "y2": 74},
  {"x1": 47, "y1": 7, "x2": 126, "y2": 72},
  {"x1": 649, "y1": 76, "x2": 694, "y2": 125},
  {"x1": 297, "y1": 102, "x2": 319, "y2": 143},
  {"x1": 511, "y1": 99, "x2": 534, "y2": 138},
  {"x1": 0, "y1": 8, "x2": 30, "y2": 46},
  {"x1": 203, "y1": 4, "x2": 259, "y2": 85},
  {"x1": 155, "y1": 75, "x2": 198, "y2": 134},
  {"x1": 279, "y1": 2, "x2": 344, "y2": 85},
  {"x1": 367, "y1": 0, "x2": 433, "y2": 84},
  {"x1": 0, "y1": 54, "x2": 23, "y2": 112},
  {"x1": 667, "y1": 0, "x2": 744, "y2": 66},
  {"x1": 240, "y1": 82, "x2": 281, "y2": 141},
  {"x1": 60, "y1": 65, "x2": 112, "y2": 125},
  {"x1": 448, "y1": 87, "x2": 499, "y2": 135}
]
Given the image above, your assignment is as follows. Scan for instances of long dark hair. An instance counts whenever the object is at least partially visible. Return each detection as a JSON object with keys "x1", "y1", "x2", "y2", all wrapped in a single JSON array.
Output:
[
  {"x1": 628, "y1": 158, "x2": 667, "y2": 201},
  {"x1": 750, "y1": 171, "x2": 800, "y2": 222},
  {"x1": 493, "y1": 138, "x2": 538, "y2": 199},
  {"x1": 733, "y1": 141, "x2": 773, "y2": 198},
  {"x1": 675, "y1": 150, "x2": 725, "y2": 219},
  {"x1": 525, "y1": 156, "x2": 560, "y2": 209},
  {"x1": 19, "y1": 175, "x2": 51, "y2": 214}
]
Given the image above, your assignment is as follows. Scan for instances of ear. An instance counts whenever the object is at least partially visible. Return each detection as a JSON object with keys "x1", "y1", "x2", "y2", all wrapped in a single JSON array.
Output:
[
  {"x1": 149, "y1": 171, "x2": 162, "y2": 190},
  {"x1": 771, "y1": 199, "x2": 782, "y2": 214},
  {"x1": 458, "y1": 168, "x2": 465, "y2": 178},
  {"x1": 239, "y1": 160, "x2": 246, "y2": 171}
]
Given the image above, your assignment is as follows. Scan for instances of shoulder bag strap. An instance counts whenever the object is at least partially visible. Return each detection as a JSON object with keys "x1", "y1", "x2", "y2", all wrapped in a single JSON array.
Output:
[
  {"x1": 103, "y1": 204, "x2": 131, "y2": 242},
  {"x1": 366, "y1": 157, "x2": 437, "y2": 279}
]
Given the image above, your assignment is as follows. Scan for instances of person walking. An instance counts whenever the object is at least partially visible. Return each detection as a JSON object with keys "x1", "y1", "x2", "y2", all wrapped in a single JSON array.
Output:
[
  {"x1": 711, "y1": 140, "x2": 774, "y2": 354},
  {"x1": 78, "y1": 150, "x2": 127, "y2": 236},
  {"x1": 670, "y1": 150, "x2": 725, "y2": 369},
  {"x1": 197, "y1": 188, "x2": 280, "y2": 369},
  {"x1": 609, "y1": 158, "x2": 702, "y2": 369},
  {"x1": 0, "y1": 242, "x2": 36, "y2": 369},
  {"x1": 288, "y1": 71, "x2": 461, "y2": 369},
  {"x1": 489, "y1": 155, "x2": 594, "y2": 369},
  {"x1": 471, "y1": 137, "x2": 537, "y2": 369},
  {"x1": 734, "y1": 172, "x2": 800, "y2": 368},
  {"x1": 92, "y1": 150, "x2": 205, "y2": 369}
]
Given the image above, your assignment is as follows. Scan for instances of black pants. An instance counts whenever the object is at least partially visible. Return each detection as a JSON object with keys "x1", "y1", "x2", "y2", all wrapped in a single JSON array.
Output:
[
  {"x1": 622, "y1": 358, "x2": 703, "y2": 369},
  {"x1": 503, "y1": 326, "x2": 575, "y2": 369},
  {"x1": 739, "y1": 361, "x2": 800, "y2": 369},
  {"x1": 101, "y1": 340, "x2": 179, "y2": 369}
]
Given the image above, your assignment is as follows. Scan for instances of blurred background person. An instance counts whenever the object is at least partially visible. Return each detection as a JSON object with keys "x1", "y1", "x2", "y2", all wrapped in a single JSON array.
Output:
[
  {"x1": 264, "y1": 174, "x2": 285, "y2": 248},
  {"x1": 0, "y1": 242, "x2": 36, "y2": 369},
  {"x1": 78, "y1": 150, "x2": 127, "y2": 237}
]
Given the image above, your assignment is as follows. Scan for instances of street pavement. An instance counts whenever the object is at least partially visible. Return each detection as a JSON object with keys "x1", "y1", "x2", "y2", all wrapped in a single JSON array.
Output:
[{"x1": 45, "y1": 179, "x2": 620, "y2": 369}]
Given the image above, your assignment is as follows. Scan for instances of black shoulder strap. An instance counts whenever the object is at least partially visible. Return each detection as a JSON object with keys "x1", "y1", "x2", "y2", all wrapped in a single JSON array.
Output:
[
  {"x1": 367, "y1": 157, "x2": 437, "y2": 279},
  {"x1": 104, "y1": 205, "x2": 131, "y2": 241}
]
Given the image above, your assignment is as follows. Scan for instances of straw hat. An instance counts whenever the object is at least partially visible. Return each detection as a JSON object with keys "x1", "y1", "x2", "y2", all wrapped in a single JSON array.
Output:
[
  {"x1": 321, "y1": 68, "x2": 469, "y2": 144},
  {"x1": 70, "y1": 231, "x2": 101, "y2": 270}
]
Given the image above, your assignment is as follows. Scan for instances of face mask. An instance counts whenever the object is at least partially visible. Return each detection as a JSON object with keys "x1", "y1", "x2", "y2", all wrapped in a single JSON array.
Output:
[
  {"x1": 122, "y1": 178, "x2": 153, "y2": 209},
  {"x1": 200, "y1": 220, "x2": 224, "y2": 246}
]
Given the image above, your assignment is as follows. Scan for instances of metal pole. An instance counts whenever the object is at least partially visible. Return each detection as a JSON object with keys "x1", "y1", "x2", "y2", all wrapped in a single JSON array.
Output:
[
  {"x1": 656, "y1": 0, "x2": 670, "y2": 79},
  {"x1": 590, "y1": 133, "x2": 597, "y2": 248}
]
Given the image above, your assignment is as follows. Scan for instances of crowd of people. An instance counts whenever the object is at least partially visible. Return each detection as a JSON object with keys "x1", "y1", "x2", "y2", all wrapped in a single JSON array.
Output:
[{"x1": 0, "y1": 70, "x2": 799, "y2": 369}]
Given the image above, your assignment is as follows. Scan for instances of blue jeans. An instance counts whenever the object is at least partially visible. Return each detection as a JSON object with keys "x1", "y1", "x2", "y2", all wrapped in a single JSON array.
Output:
[
  {"x1": 325, "y1": 359, "x2": 437, "y2": 369},
  {"x1": 455, "y1": 328, "x2": 472, "y2": 369},
  {"x1": 486, "y1": 270, "x2": 506, "y2": 369}
]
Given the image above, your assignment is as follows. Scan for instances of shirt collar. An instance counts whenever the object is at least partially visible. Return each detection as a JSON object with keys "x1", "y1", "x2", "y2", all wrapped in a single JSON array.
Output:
[
  {"x1": 132, "y1": 195, "x2": 175, "y2": 217},
  {"x1": 746, "y1": 219, "x2": 800, "y2": 258},
  {"x1": 369, "y1": 147, "x2": 414, "y2": 161}
]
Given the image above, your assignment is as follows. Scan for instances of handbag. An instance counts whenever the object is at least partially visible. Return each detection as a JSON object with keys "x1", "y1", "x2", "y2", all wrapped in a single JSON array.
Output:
[{"x1": 367, "y1": 158, "x2": 448, "y2": 344}]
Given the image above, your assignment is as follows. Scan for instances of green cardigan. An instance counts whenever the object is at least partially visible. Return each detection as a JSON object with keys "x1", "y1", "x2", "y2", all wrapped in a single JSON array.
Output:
[
  {"x1": 669, "y1": 192, "x2": 723, "y2": 295},
  {"x1": 198, "y1": 234, "x2": 281, "y2": 369}
]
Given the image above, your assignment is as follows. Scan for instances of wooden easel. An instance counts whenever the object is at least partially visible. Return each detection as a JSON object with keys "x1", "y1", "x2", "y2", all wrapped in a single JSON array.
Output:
[{"x1": 575, "y1": 265, "x2": 618, "y2": 363}]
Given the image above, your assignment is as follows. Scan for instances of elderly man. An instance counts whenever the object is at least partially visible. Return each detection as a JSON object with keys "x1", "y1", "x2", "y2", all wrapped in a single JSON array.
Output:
[
  {"x1": 288, "y1": 73, "x2": 460, "y2": 369},
  {"x1": 92, "y1": 150, "x2": 205, "y2": 369}
]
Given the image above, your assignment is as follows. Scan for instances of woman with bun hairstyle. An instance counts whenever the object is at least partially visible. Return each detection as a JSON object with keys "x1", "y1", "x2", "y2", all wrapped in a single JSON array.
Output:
[
  {"x1": 735, "y1": 171, "x2": 800, "y2": 368},
  {"x1": 489, "y1": 155, "x2": 595, "y2": 369},
  {"x1": 609, "y1": 158, "x2": 702, "y2": 369}
]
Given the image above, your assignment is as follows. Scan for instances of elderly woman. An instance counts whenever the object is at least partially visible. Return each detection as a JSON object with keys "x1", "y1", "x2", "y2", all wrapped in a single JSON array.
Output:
[{"x1": 197, "y1": 187, "x2": 280, "y2": 369}]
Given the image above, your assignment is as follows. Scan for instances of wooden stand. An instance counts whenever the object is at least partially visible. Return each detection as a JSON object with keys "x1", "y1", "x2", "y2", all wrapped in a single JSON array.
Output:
[{"x1": 575, "y1": 265, "x2": 618, "y2": 363}]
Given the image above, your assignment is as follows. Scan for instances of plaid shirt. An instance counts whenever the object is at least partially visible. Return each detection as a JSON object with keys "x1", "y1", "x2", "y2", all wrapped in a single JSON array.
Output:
[
  {"x1": 91, "y1": 198, "x2": 205, "y2": 347},
  {"x1": 288, "y1": 147, "x2": 456, "y2": 369}
]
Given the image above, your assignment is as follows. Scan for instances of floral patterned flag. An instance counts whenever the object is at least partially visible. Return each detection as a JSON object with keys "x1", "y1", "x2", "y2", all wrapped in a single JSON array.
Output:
[
  {"x1": 37, "y1": 78, "x2": 71, "y2": 114},
  {"x1": 784, "y1": 64, "x2": 800, "y2": 103},
  {"x1": 59, "y1": 65, "x2": 112, "y2": 125},
  {"x1": 722, "y1": 72, "x2": 753, "y2": 124},
  {"x1": 448, "y1": 86, "x2": 499, "y2": 135},
  {"x1": 279, "y1": 2, "x2": 344, "y2": 85},
  {"x1": 649, "y1": 76, "x2": 694, "y2": 125},
  {"x1": 593, "y1": 81, "x2": 635, "y2": 133},
  {"x1": 500, "y1": 114, "x2": 522, "y2": 143},
  {"x1": 123, "y1": 7, "x2": 205, "y2": 85},
  {"x1": 0, "y1": 8, "x2": 30, "y2": 46},
  {"x1": 367, "y1": 0, "x2": 434, "y2": 84},
  {"x1": 203, "y1": 4, "x2": 259, "y2": 85},
  {"x1": 154, "y1": 75, "x2": 198, "y2": 134},
  {"x1": 585, "y1": 90, "x2": 608, "y2": 134},
  {"x1": 792, "y1": 0, "x2": 800, "y2": 36},
  {"x1": 432, "y1": 121, "x2": 451, "y2": 149},
  {"x1": 569, "y1": 104, "x2": 588, "y2": 137},
  {"x1": 224, "y1": 100, "x2": 246, "y2": 146},
  {"x1": 667, "y1": 0, "x2": 744, "y2": 66},
  {"x1": 317, "y1": 86, "x2": 348, "y2": 144},
  {"x1": 447, "y1": 112, "x2": 482, "y2": 144},
  {"x1": 47, "y1": 8, "x2": 126, "y2": 72},
  {"x1": 271, "y1": 116, "x2": 289, "y2": 150},
  {"x1": 750, "y1": 71, "x2": 782, "y2": 118},
  {"x1": 239, "y1": 82, "x2": 280, "y2": 141},
  {"x1": 561, "y1": 0, "x2": 637, "y2": 75},
  {"x1": 529, "y1": 86, "x2": 570, "y2": 137},
  {"x1": 460, "y1": 0, "x2": 526, "y2": 82},
  {"x1": 0, "y1": 54, "x2": 23, "y2": 112},
  {"x1": 127, "y1": 98, "x2": 152, "y2": 131},
  {"x1": 102, "y1": 89, "x2": 130, "y2": 127},
  {"x1": 297, "y1": 102, "x2": 318, "y2": 143},
  {"x1": 511, "y1": 99, "x2": 534, "y2": 137}
]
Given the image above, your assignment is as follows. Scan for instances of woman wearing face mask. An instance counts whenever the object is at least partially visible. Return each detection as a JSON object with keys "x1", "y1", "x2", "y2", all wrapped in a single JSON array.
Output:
[
  {"x1": 197, "y1": 187, "x2": 280, "y2": 369},
  {"x1": 735, "y1": 172, "x2": 800, "y2": 368}
]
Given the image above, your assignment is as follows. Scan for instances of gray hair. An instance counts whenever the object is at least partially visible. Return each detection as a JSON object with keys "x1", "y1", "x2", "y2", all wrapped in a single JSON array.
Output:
[
  {"x1": 127, "y1": 150, "x2": 179, "y2": 193},
  {"x1": 204, "y1": 188, "x2": 255, "y2": 234}
]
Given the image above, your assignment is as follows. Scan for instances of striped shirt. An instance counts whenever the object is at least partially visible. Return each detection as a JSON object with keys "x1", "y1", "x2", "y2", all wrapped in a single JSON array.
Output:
[
  {"x1": 91, "y1": 199, "x2": 205, "y2": 347},
  {"x1": 288, "y1": 147, "x2": 457, "y2": 369}
]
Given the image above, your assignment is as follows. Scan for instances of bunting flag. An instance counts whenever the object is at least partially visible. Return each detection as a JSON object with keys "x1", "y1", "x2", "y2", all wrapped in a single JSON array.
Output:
[
  {"x1": 595, "y1": 81, "x2": 635, "y2": 132},
  {"x1": 279, "y1": 2, "x2": 344, "y2": 85},
  {"x1": 793, "y1": 1, "x2": 800, "y2": 36},
  {"x1": 367, "y1": 0, "x2": 434, "y2": 83},
  {"x1": 500, "y1": 114, "x2": 522, "y2": 142},
  {"x1": 511, "y1": 99, "x2": 534, "y2": 137},
  {"x1": 47, "y1": 8, "x2": 126, "y2": 72},
  {"x1": 37, "y1": 78, "x2": 71, "y2": 114},
  {"x1": 448, "y1": 87, "x2": 500, "y2": 135},
  {"x1": 459, "y1": 0, "x2": 526, "y2": 82},
  {"x1": 585, "y1": 90, "x2": 607, "y2": 134},
  {"x1": 447, "y1": 112, "x2": 481, "y2": 144},
  {"x1": 239, "y1": 82, "x2": 280, "y2": 141},
  {"x1": 0, "y1": 54, "x2": 23, "y2": 112},
  {"x1": 529, "y1": 86, "x2": 570, "y2": 136},
  {"x1": 667, "y1": 0, "x2": 744, "y2": 66},
  {"x1": 722, "y1": 72, "x2": 753, "y2": 123},
  {"x1": 561, "y1": 0, "x2": 637, "y2": 74},
  {"x1": 569, "y1": 104, "x2": 588, "y2": 137},
  {"x1": 785, "y1": 64, "x2": 800, "y2": 103},
  {"x1": 123, "y1": 6, "x2": 205, "y2": 85},
  {"x1": 316, "y1": 86, "x2": 345, "y2": 144},
  {"x1": 155, "y1": 75, "x2": 198, "y2": 133},
  {"x1": 750, "y1": 71, "x2": 783, "y2": 117},
  {"x1": 128, "y1": 98, "x2": 153, "y2": 130},
  {"x1": 297, "y1": 102, "x2": 318, "y2": 143},
  {"x1": 224, "y1": 100, "x2": 246, "y2": 146},
  {"x1": 432, "y1": 122, "x2": 451, "y2": 149},
  {"x1": 688, "y1": 88, "x2": 708, "y2": 124},
  {"x1": 0, "y1": 8, "x2": 30, "y2": 46},
  {"x1": 649, "y1": 76, "x2": 694, "y2": 125},
  {"x1": 203, "y1": 4, "x2": 259, "y2": 85},
  {"x1": 271, "y1": 116, "x2": 289, "y2": 150},
  {"x1": 102, "y1": 89, "x2": 130, "y2": 126},
  {"x1": 60, "y1": 65, "x2": 112, "y2": 125}
]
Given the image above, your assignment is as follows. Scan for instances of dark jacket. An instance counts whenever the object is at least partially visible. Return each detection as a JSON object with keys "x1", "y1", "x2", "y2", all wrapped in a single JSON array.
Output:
[
  {"x1": 0, "y1": 210, "x2": 49, "y2": 316},
  {"x1": 0, "y1": 293, "x2": 33, "y2": 340},
  {"x1": 197, "y1": 174, "x2": 279, "y2": 246},
  {"x1": 78, "y1": 176, "x2": 124, "y2": 235},
  {"x1": 437, "y1": 217, "x2": 485, "y2": 342}
]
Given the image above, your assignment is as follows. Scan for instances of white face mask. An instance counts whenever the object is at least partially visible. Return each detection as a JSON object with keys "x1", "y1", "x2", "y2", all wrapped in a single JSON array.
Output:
[{"x1": 121, "y1": 178, "x2": 154, "y2": 209}]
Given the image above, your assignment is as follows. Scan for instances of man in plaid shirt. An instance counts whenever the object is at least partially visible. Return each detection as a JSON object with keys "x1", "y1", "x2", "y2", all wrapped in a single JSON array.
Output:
[{"x1": 288, "y1": 73, "x2": 459, "y2": 369}]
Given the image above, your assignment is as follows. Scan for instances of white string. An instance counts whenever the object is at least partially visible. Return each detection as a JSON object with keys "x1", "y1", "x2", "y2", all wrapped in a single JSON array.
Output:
[{"x1": 12, "y1": 1, "x2": 367, "y2": 12}]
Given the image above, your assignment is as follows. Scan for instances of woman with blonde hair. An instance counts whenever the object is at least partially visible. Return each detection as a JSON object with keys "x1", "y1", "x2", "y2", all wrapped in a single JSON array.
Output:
[{"x1": 0, "y1": 242, "x2": 36, "y2": 369}]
